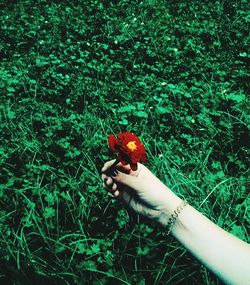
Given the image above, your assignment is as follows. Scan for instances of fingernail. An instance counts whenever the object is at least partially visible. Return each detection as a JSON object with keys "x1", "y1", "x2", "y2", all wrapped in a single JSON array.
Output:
[{"x1": 110, "y1": 168, "x2": 118, "y2": 177}]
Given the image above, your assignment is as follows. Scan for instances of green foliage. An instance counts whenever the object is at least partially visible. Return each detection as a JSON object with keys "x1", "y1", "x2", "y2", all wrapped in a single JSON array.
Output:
[{"x1": 0, "y1": 0, "x2": 249, "y2": 284}]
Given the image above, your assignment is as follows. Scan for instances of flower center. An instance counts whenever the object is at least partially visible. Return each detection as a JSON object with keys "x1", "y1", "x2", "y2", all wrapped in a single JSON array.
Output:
[{"x1": 126, "y1": 141, "x2": 137, "y2": 151}]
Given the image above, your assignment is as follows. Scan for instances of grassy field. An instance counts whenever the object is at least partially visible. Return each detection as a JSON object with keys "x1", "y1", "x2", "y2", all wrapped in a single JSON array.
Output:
[{"x1": 0, "y1": 0, "x2": 249, "y2": 284}]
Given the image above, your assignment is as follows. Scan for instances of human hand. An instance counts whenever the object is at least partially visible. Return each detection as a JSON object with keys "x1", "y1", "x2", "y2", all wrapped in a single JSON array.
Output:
[{"x1": 101, "y1": 160, "x2": 179, "y2": 223}]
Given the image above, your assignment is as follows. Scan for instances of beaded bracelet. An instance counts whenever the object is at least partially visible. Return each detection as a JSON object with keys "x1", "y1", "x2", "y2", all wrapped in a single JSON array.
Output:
[{"x1": 166, "y1": 200, "x2": 188, "y2": 235}]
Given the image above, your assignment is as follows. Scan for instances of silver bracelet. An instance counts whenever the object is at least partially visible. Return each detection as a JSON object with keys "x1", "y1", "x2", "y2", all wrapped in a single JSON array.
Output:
[{"x1": 167, "y1": 200, "x2": 188, "y2": 235}]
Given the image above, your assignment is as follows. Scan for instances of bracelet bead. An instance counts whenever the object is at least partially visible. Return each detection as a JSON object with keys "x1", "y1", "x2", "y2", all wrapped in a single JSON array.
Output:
[{"x1": 166, "y1": 200, "x2": 188, "y2": 235}]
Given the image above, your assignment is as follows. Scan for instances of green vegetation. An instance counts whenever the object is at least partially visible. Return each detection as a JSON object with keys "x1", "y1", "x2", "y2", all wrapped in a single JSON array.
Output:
[{"x1": 0, "y1": 0, "x2": 249, "y2": 284}]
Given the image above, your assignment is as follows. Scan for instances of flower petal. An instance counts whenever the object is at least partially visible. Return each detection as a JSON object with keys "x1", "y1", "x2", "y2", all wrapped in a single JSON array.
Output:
[
  {"x1": 108, "y1": 135, "x2": 119, "y2": 152},
  {"x1": 108, "y1": 132, "x2": 147, "y2": 167},
  {"x1": 118, "y1": 153, "x2": 129, "y2": 165}
]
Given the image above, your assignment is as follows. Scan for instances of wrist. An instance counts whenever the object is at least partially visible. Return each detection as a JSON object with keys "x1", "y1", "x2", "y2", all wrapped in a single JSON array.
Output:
[{"x1": 156, "y1": 192, "x2": 184, "y2": 227}]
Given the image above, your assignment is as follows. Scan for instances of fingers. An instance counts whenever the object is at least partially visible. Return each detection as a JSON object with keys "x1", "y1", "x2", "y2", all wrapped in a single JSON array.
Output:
[
  {"x1": 101, "y1": 160, "x2": 141, "y2": 199},
  {"x1": 111, "y1": 170, "x2": 141, "y2": 192},
  {"x1": 101, "y1": 159, "x2": 116, "y2": 173},
  {"x1": 101, "y1": 160, "x2": 131, "y2": 175},
  {"x1": 102, "y1": 173, "x2": 120, "y2": 198},
  {"x1": 101, "y1": 160, "x2": 141, "y2": 201}
]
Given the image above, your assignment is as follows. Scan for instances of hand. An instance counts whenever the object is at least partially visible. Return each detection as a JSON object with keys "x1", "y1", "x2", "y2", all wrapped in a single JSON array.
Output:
[{"x1": 101, "y1": 160, "x2": 178, "y2": 222}]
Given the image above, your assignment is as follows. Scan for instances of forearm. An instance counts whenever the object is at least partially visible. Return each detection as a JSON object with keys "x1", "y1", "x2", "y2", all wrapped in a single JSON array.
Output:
[{"x1": 159, "y1": 195, "x2": 250, "y2": 285}]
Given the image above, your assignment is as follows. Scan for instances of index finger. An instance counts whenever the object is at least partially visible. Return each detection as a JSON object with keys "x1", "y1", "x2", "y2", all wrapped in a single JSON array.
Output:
[
  {"x1": 101, "y1": 160, "x2": 131, "y2": 175},
  {"x1": 101, "y1": 159, "x2": 116, "y2": 173}
]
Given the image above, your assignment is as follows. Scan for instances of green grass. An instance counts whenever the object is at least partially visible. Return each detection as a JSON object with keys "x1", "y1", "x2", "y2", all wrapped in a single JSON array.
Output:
[{"x1": 0, "y1": 0, "x2": 249, "y2": 284}]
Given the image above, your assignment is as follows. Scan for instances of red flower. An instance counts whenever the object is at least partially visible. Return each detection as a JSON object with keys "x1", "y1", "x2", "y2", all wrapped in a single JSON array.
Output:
[{"x1": 108, "y1": 132, "x2": 147, "y2": 171}]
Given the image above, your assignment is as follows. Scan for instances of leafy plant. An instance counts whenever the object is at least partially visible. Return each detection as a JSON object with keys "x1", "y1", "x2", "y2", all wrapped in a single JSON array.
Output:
[{"x1": 0, "y1": 0, "x2": 249, "y2": 284}]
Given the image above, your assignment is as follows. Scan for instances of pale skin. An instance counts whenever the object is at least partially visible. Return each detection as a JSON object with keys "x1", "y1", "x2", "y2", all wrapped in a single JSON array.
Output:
[{"x1": 101, "y1": 160, "x2": 250, "y2": 285}]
